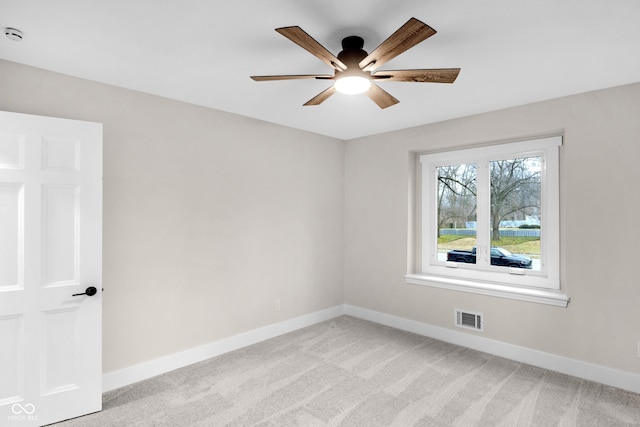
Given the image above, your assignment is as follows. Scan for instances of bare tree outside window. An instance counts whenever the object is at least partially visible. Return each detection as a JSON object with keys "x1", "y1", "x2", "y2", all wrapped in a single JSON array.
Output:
[
  {"x1": 437, "y1": 163, "x2": 477, "y2": 260},
  {"x1": 490, "y1": 157, "x2": 541, "y2": 241},
  {"x1": 437, "y1": 164, "x2": 477, "y2": 234}
]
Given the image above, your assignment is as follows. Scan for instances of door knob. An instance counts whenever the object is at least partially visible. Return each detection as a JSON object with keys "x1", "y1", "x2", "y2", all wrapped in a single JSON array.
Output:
[{"x1": 72, "y1": 286, "x2": 98, "y2": 297}]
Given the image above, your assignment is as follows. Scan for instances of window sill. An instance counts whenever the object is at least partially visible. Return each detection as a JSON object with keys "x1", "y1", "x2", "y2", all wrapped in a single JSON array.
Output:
[{"x1": 405, "y1": 273, "x2": 569, "y2": 307}]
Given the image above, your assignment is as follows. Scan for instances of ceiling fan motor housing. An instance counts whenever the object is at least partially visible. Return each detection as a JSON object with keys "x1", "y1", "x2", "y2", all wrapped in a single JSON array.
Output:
[{"x1": 336, "y1": 36, "x2": 370, "y2": 79}]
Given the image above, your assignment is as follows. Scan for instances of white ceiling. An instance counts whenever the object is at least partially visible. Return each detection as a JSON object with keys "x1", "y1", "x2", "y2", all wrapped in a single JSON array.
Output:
[{"x1": 1, "y1": 0, "x2": 640, "y2": 140}]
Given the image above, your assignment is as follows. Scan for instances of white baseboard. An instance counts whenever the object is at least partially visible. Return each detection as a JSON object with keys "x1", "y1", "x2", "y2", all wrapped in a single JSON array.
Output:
[
  {"x1": 102, "y1": 305, "x2": 345, "y2": 392},
  {"x1": 344, "y1": 304, "x2": 640, "y2": 395},
  {"x1": 103, "y1": 304, "x2": 640, "y2": 395}
]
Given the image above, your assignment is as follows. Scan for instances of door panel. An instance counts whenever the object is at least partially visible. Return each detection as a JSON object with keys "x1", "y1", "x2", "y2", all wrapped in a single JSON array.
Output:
[
  {"x1": 43, "y1": 308, "x2": 78, "y2": 393},
  {"x1": 42, "y1": 184, "x2": 79, "y2": 286},
  {"x1": 0, "y1": 132, "x2": 24, "y2": 169},
  {"x1": 0, "y1": 184, "x2": 22, "y2": 288},
  {"x1": 0, "y1": 111, "x2": 102, "y2": 426},
  {"x1": 0, "y1": 314, "x2": 23, "y2": 402}
]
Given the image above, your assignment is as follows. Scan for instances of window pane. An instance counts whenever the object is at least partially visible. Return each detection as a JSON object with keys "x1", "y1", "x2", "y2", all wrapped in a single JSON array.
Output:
[
  {"x1": 437, "y1": 163, "x2": 477, "y2": 264},
  {"x1": 489, "y1": 156, "x2": 541, "y2": 271}
]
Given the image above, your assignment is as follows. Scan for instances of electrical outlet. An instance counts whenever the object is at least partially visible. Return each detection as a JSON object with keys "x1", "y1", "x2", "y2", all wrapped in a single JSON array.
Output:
[{"x1": 274, "y1": 299, "x2": 281, "y2": 312}]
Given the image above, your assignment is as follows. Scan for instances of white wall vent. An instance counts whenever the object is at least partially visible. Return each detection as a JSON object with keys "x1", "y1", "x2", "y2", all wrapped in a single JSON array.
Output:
[{"x1": 455, "y1": 309, "x2": 483, "y2": 332}]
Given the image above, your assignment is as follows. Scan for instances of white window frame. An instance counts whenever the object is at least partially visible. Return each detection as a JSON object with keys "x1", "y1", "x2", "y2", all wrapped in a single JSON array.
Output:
[{"x1": 405, "y1": 136, "x2": 569, "y2": 307}]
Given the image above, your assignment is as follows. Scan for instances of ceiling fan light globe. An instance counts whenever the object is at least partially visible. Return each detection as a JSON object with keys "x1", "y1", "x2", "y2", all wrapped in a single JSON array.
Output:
[{"x1": 334, "y1": 76, "x2": 371, "y2": 95}]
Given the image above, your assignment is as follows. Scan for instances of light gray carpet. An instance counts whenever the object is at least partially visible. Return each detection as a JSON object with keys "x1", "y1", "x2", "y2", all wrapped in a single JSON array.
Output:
[{"x1": 55, "y1": 316, "x2": 640, "y2": 426}]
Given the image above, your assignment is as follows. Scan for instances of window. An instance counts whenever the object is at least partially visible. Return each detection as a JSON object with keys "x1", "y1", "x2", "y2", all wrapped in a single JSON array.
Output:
[{"x1": 406, "y1": 136, "x2": 568, "y2": 307}]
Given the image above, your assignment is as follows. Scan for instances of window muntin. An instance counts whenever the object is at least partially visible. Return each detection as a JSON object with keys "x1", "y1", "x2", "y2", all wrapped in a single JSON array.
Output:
[{"x1": 416, "y1": 136, "x2": 561, "y2": 293}]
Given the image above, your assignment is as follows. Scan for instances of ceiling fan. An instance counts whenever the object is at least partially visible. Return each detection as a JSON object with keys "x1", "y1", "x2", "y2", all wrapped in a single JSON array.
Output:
[{"x1": 251, "y1": 17, "x2": 460, "y2": 109}]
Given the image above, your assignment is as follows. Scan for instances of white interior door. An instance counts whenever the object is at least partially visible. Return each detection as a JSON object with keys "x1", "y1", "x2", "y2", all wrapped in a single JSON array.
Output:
[{"x1": 0, "y1": 111, "x2": 102, "y2": 426}]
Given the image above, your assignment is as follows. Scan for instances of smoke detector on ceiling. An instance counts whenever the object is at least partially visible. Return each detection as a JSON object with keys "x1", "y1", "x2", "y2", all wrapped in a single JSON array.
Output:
[{"x1": 4, "y1": 27, "x2": 24, "y2": 41}]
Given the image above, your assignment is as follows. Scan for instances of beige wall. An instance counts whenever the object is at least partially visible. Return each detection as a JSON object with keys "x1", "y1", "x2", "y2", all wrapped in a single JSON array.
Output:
[
  {"x1": 345, "y1": 82, "x2": 640, "y2": 374},
  {"x1": 0, "y1": 60, "x2": 345, "y2": 373},
  {"x1": 3, "y1": 57, "x2": 640, "y2": 378}
]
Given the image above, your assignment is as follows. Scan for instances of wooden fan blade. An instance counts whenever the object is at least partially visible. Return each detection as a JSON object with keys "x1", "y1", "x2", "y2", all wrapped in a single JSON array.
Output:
[
  {"x1": 366, "y1": 83, "x2": 399, "y2": 109},
  {"x1": 372, "y1": 68, "x2": 460, "y2": 83},
  {"x1": 359, "y1": 18, "x2": 437, "y2": 72},
  {"x1": 251, "y1": 74, "x2": 333, "y2": 81},
  {"x1": 276, "y1": 26, "x2": 347, "y2": 71},
  {"x1": 303, "y1": 86, "x2": 336, "y2": 106}
]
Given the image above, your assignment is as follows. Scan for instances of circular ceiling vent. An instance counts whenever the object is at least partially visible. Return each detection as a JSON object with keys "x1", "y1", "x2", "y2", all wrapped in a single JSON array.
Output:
[{"x1": 4, "y1": 27, "x2": 24, "y2": 41}]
